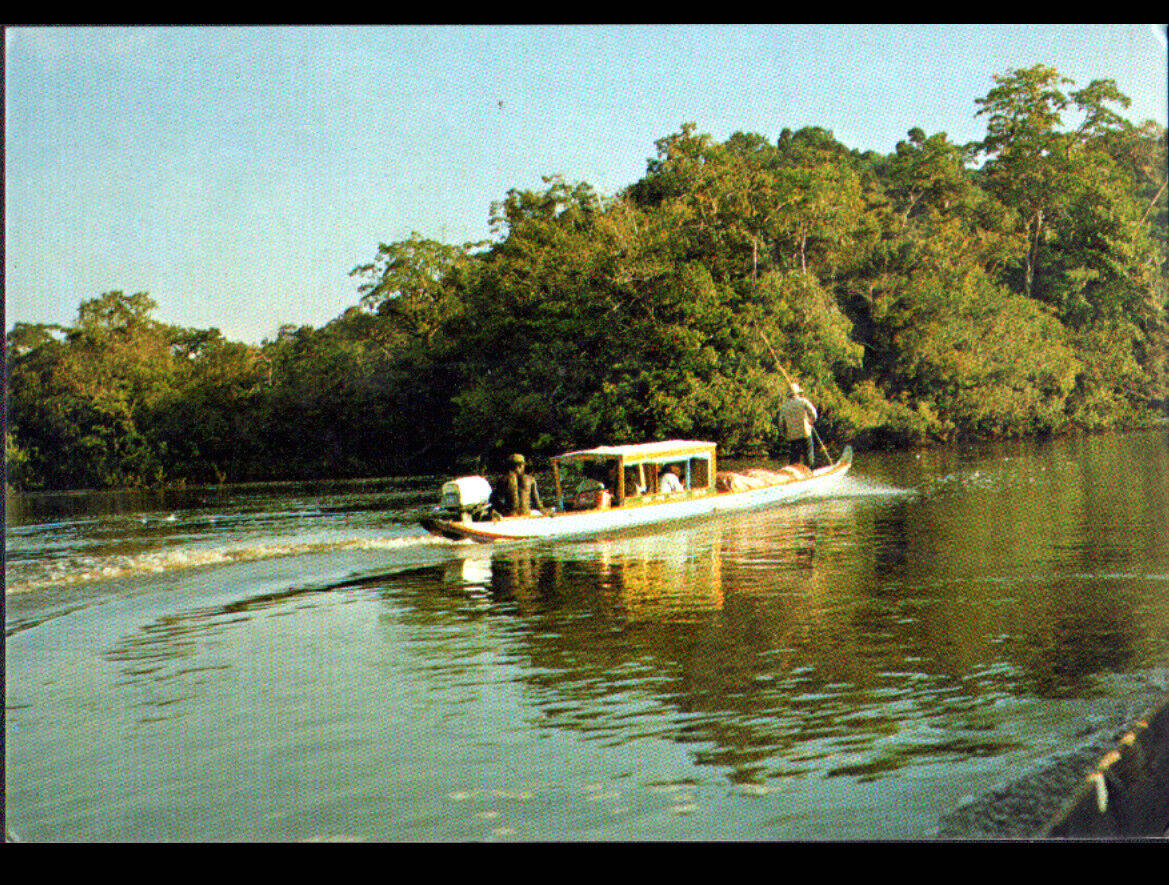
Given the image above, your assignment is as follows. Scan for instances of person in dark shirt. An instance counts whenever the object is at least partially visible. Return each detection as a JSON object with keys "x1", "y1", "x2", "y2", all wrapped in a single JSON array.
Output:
[{"x1": 491, "y1": 453, "x2": 544, "y2": 517}]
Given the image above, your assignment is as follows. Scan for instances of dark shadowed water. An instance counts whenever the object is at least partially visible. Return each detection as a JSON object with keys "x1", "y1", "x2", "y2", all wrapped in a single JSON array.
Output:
[{"x1": 6, "y1": 426, "x2": 1169, "y2": 841}]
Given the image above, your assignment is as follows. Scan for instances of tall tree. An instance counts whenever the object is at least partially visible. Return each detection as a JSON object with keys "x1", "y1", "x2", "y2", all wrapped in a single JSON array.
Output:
[{"x1": 974, "y1": 64, "x2": 1075, "y2": 301}]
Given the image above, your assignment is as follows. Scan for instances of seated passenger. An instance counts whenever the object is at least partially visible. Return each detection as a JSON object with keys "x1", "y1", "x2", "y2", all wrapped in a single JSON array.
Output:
[{"x1": 660, "y1": 464, "x2": 685, "y2": 494}]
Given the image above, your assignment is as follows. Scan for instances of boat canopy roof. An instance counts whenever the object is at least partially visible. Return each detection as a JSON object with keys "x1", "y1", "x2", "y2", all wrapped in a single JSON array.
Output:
[{"x1": 553, "y1": 440, "x2": 716, "y2": 466}]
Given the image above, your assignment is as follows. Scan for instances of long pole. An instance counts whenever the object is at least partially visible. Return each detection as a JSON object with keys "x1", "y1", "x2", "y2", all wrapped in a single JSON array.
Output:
[{"x1": 755, "y1": 324, "x2": 834, "y2": 465}]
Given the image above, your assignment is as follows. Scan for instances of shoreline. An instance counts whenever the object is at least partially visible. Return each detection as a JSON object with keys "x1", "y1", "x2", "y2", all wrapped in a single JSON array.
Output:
[{"x1": 8, "y1": 419, "x2": 1168, "y2": 498}]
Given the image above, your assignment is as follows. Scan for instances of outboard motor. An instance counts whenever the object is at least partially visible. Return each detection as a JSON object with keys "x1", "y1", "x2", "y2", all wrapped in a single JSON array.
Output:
[{"x1": 434, "y1": 476, "x2": 493, "y2": 523}]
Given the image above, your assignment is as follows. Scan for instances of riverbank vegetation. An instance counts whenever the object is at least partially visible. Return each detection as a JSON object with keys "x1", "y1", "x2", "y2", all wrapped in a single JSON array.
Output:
[{"x1": 7, "y1": 66, "x2": 1167, "y2": 489}]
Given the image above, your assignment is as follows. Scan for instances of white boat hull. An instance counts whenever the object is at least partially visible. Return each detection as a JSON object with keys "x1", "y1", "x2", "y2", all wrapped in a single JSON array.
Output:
[{"x1": 421, "y1": 446, "x2": 853, "y2": 543}]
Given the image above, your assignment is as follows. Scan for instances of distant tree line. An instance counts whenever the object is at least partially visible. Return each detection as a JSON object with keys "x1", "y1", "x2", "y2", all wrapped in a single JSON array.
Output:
[{"x1": 7, "y1": 66, "x2": 1167, "y2": 490}]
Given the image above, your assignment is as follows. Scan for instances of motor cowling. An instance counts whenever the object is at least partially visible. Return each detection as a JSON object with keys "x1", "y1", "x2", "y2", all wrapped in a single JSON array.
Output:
[{"x1": 435, "y1": 476, "x2": 493, "y2": 522}]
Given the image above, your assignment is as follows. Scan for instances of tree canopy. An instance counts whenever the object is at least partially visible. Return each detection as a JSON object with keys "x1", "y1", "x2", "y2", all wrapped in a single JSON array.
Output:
[{"x1": 8, "y1": 65, "x2": 1167, "y2": 489}]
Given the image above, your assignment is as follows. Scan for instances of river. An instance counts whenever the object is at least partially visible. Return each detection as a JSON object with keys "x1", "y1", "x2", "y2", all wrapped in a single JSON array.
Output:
[{"x1": 5, "y1": 426, "x2": 1169, "y2": 841}]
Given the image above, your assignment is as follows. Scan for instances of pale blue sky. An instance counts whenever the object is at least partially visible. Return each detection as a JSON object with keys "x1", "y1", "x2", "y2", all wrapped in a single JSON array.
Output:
[{"x1": 6, "y1": 24, "x2": 1167, "y2": 344}]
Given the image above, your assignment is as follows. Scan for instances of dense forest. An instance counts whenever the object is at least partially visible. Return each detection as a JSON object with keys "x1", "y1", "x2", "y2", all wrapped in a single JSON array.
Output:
[{"x1": 7, "y1": 66, "x2": 1168, "y2": 490}]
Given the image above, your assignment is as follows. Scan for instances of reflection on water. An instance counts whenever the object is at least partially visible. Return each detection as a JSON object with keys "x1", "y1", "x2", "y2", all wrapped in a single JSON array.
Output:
[
  {"x1": 428, "y1": 506, "x2": 1013, "y2": 786},
  {"x1": 5, "y1": 427, "x2": 1169, "y2": 840},
  {"x1": 403, "y1": 465, "x2": 1165, "y2": 793}
]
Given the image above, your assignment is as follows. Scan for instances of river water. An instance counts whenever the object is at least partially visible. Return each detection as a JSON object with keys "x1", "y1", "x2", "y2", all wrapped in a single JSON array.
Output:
[{"x1": 6, "y1": 426, "x2": 1169, "y2": 841}]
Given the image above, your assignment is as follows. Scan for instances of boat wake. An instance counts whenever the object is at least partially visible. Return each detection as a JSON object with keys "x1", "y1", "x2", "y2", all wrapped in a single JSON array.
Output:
[
  {"x1": 5, "y1": 532, "x2": 447, "y2": 595},
  {"x1": 832, "y1": 475, "x2": 914, "y2": 498}
]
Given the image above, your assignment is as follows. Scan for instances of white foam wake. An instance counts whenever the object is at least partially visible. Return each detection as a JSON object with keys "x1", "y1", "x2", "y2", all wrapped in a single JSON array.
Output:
[{"x1": 5, "y1": 533, "x2": 449, "y2": 595}]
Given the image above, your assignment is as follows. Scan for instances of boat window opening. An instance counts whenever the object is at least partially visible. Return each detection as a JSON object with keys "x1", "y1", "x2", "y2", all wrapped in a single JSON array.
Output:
[
  {"x1": 624, "y1": 464, "x2": 646, "y2": 497},
  {"x1": 656, "y1": 457, "x2": 712, "y2": 494},
  {"x1": 635, "y1": 456, "x2": 713, "y2": 495},
  {"x1": 688, "y1": 456, "x2": 712, "y2": 491},
  {"x1": 658, "y1": 462, "x2": 683, "y2": 494},
  {"x1": 557, "y1": 458, "x2": 620, "y2": 510}
]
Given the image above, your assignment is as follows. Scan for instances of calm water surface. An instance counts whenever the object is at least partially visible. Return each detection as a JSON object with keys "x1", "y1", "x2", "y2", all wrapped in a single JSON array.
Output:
[{"x1": 6, "y1": 427, "x2": 1169, "y2": 840}]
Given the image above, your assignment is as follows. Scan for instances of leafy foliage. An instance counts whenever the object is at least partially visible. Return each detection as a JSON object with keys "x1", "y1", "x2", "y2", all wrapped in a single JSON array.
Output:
[{"x1": 7, "y1": 66, "x2": 1167, "y2": 489}]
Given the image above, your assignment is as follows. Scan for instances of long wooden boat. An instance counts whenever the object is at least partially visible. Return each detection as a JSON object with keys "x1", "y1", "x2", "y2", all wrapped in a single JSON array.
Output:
[{"x1": 419, "y1": 439, "x2": 853, "y2": 543}]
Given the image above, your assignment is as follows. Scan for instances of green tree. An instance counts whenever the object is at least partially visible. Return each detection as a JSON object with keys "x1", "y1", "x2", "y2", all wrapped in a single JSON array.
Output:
[
  {"x1": 350, "y1": 233, "x2": 480, "y2": 346},
  {"x1": 148, "y1": 328, "x2": 266, "y2": 483},
  {"x1": 770, "y1": 127, "x2": 866, "y2": 276},
  {"x1": 974, "y1": 64, "x2": 1078, "y2": 302},
  {"x1": 5, "y1": 431, "x2": 31, "y2": 487},
  {"x1": 7, "y1": 293, "x2": 183, "y2": 488}
]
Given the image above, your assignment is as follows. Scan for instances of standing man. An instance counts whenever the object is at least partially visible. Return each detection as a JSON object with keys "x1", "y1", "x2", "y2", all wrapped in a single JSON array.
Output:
[
  {"x1": 780, "y1": 383, "x2": 818, "y2": 469},
  {"x1": 491, "y1": 453, "x2": 544, "y2": 518}
]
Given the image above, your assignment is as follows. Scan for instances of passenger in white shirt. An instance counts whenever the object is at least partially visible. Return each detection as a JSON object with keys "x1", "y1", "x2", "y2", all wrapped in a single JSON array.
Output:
[{"x1": 660, "y1": 464, "x2": 685, "y2": 493}]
